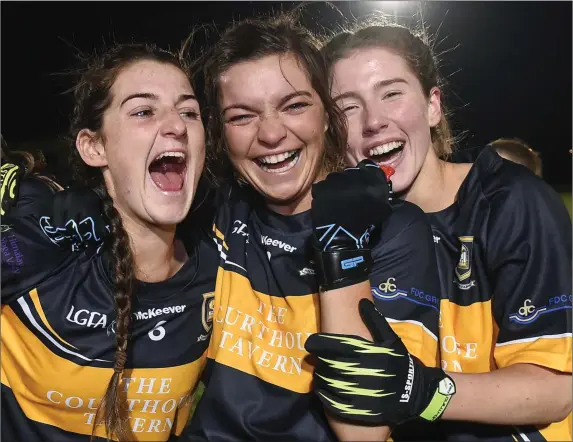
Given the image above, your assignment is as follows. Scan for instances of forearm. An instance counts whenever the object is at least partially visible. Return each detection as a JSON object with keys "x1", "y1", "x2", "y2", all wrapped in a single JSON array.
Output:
[
  {"x1": 443, "y1": 364, "x2": 572, "y2": 425},
  {"x1": 319, "y1": 280, "x2": 391, "y2": 441}
]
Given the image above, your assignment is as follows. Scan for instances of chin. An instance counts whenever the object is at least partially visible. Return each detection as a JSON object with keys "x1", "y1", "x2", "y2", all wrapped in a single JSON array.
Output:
[{"x1": 147, "y1": 203, "x2": 191, "y2": 226}]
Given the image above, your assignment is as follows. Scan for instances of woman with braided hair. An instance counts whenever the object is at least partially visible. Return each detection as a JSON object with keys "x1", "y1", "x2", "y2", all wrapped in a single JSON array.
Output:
[{"x1": 1, "y1": 42, "x2": 219, "y2": 441}]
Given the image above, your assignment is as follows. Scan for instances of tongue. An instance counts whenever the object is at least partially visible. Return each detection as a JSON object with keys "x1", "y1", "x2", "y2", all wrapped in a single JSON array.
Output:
[
  {"x1": 149, "y1": 162, "x2": 184, "y2": 192},
  {"x1": 150, "y1": 171, "x2": 183, "y2": 191}
]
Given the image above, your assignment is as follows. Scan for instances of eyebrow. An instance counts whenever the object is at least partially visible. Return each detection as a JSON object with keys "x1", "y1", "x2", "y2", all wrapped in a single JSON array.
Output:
[
  {"x1": 222, "y1": 90, "x2": 313, "y2": 114},
  {"x1": 120, "y1": 93, "x2": 197, "y2": 108},
  {"x1": 332, "y1": 78, "x2": 407, "y2": 102}
]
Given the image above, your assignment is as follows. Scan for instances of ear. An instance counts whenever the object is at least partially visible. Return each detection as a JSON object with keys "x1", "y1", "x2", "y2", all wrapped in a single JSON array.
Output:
[
  {"x1": 427, "y1": 87, "x2": 442, "y2": 128},
  {"x1": 76, "y1": 129, "x2": 108, "y2": 167},
  {"x1": 324, "y1": 111, "x2": 330, "y2": 134}
]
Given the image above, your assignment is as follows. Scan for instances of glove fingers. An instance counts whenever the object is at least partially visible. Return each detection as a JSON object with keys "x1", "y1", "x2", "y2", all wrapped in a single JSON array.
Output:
[
  {"x1": 314, "y1": 383, "x2": 382, "y2": 425},
  {"x1": 1, "y1": 163, "x2": 23, "y2": 216},
  {"x1": 305, "y1": 332, "x2": 370, "y2": 358},
  {"x1": 359, "y1": 299, "x2": 399, "y2": 343}
]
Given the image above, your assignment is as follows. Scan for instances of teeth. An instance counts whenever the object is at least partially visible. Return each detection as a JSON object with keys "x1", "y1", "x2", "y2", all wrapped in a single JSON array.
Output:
[
  {"x1": 369, "y1": 141, "x2": 404, "y2": 157},
  {"x1": 259, "y1": 151, "x2": 300, "y2": 173},
  {"x1": 155, "y1": 151, "x2": 185, "y2": 161},
  {"x1": 258, "y1": 150, "x2": 297, "y2": 164}
]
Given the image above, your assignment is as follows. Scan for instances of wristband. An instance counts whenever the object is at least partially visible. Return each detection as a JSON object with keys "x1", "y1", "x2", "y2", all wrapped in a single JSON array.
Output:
[
  {"x1": 419, "y1": 373, "x2": 456, "y2": 422},
  {"x1": 314, "y1": 248, "x2": 372, "y2": 292}
]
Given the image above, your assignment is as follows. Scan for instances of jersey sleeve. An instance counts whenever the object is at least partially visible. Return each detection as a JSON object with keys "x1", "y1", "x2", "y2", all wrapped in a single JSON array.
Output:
[
  {"x1": 489, "y1": 174, "x2": 572, "y2": 373},
  {"x1": 370, "y1": 202, "x2": 441, "y2": 368},
  {"x1": 2, "y1": 177, "x2": 71, "y2": 304}
]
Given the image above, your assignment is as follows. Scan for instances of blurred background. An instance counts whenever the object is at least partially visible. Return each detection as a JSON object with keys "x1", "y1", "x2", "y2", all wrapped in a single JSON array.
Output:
[{"x1": 2, "y1": 1, "x2": 571, "y2": 213}]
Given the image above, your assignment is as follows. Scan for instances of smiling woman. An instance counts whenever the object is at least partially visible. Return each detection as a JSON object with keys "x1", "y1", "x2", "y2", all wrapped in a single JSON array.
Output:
[
  {"x1": 218, "y1": 52, "x2": 331, "y2": 214},
  {"x1": 315, "y1": 21, "x2": 573, "y2": 442},
  {"x1": 181, "y1": 12, "x2": 443, "y2": 442}
]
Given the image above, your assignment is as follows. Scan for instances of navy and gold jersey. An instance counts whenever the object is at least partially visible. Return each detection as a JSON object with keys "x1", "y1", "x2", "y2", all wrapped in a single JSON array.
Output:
[
  {"x1": 1, "y1": 178, "x2": 218, "y2": 441},
  {"x1": 183, "y1": 184, "x2": 441, "y2": 441},
  {"x1": 428, "y1": 147, "x2": 572, "y2": 441}
]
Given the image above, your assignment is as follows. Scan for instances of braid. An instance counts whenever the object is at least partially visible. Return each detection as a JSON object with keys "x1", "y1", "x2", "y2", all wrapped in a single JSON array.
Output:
[
  {"x1": 92, "y1": 185, "x2": 136, "y2": 442},
  {"x1": 66, "y1": 42, "x2": 189, "y2": 441}
]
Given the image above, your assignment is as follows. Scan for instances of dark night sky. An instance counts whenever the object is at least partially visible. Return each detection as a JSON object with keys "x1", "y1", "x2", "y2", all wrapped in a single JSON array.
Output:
[{"x1": 2, "y1": 1, "x2": 571, "y2": 188}]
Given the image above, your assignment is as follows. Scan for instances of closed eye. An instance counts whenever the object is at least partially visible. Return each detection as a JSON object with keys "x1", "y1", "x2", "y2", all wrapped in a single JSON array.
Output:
[
  {"x1": 341, "y1": 105, "x2": 359, "y2": 113},
  {"x1": 180, "y1": 110, "x2": 200, "y2": 120},
  {"x1": 383, "y1": 91, "x2": 402, "y2": 100},
  {"x1": 228, "y1": 114, "x2": 253, "y2": 123}
]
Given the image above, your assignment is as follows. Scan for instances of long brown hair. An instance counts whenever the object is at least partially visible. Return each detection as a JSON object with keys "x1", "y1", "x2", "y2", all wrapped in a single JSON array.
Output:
[
  {"x1": 202, "y1": 10, "x2": 348, "y2": 186},
  {"x1": 67, "y1": 43, "x2": 191, "y2": 441},
  {"x1": 322, "y1": 20, "x2": 455, "y2": 159}
]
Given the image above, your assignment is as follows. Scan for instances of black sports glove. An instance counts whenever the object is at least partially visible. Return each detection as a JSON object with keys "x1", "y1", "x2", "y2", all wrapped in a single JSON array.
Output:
[
  {"x1": 311, "y1": 160, "x2": 392, "y2": 292},
  {"x1": 1, "y1": 162, "x2": 25, "y2": 217},
  {"x1": 39, "y1": 187, "x2": 109, "y2": 252},
  {"x1": 305, "y1": 299, "x2": 455, "y2": 425}
]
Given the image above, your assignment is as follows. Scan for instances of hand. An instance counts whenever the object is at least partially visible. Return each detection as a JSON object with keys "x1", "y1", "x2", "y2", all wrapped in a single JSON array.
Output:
[
  {"x1": 39, "y1": 187, "x2": 109, "y2": 252},
  {"x1": 305, "y1": 299, "x2": 455, "y2": 425},
  {"x1": 311, "y1": 160, "x2": 392, "y2": 291},
  {"x1": 1, "y1": 162, "x2": 24, "y2": 216}
]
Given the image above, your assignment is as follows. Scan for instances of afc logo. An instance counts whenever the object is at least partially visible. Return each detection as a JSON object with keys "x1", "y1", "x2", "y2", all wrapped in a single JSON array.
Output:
[
  {"x1": 378, "y1": 277, "x2": 397, "y2": 293},
  {"x1": 454, "y1": 236, "x2": 476, "y2": 290}
]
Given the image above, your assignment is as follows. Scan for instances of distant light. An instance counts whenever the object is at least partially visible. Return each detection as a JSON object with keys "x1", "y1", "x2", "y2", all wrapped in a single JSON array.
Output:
[{"x1": 366, "y1": 1, "x2": 417, "y2": 13}]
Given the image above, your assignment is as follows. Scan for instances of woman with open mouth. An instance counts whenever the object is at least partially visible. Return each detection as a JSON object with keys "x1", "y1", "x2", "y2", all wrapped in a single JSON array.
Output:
[
  {"x1": 1, "y1": 43, "x2": 221, "y2": 442},
  {"x1": 314, "y1": 20, "x2": 572, "y2": 442},
  {"x1": 181, "y1": 11, "x2": 444, "y2": 442}
]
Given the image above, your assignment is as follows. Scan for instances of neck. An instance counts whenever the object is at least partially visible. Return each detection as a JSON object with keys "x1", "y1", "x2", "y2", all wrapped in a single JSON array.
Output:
[
  {"x1": 267, "y1": 191, "x2": 312, "y2": 216},
  {"x1": 266, "y1": 169, "x2": 327, "y2": 216},
  {"x1": 117, "y1": 210, "x2": 186, "y2": 283},
  {"x1": 400, "y1": 149, "x2": 471, "y2": 213}
]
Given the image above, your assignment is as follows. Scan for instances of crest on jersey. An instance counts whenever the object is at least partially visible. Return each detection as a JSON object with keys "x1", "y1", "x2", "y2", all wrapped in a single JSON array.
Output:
[
  {"x1": 201, "y1": 292, "x2": 215, "y2": 333},
  {"x1": 454, "y1": 236, "x2": 476, "y2": 290}
]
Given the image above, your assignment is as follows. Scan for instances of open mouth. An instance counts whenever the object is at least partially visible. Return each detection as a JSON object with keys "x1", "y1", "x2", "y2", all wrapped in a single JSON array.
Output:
[
  {"x1": 148, "y1": 151, "x2": 187, "y2": 192},
  {"x1": 368, "y1": 141, "x2": 404, "y2": 165},
  {"x1": 255, "y1": 149, "x2": 301, "y2": 174}
]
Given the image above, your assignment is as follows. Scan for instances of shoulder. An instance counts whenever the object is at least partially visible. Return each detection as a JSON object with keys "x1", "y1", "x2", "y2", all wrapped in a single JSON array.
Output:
[
  {"x1": 371, "y1": 199, "x2": 433, "y2": 259},
  {"x1": 461, "y1": 146, "x2": 568, "y2": 220},
  {"x1": 9, "y1": 175, "x2": 59, "y2": 218},
  {"x1": 383, "y1": 199, "x2": 431, "y2": 237}
]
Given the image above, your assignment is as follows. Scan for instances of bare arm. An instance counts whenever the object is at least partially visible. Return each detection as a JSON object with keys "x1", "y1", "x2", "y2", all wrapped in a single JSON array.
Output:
[
  {"x1": 320, "y1": 280, "x2": 391, "y2": 441},
  {"x1": 443, "y1": 364, "x2": 571, "y2": 424}
]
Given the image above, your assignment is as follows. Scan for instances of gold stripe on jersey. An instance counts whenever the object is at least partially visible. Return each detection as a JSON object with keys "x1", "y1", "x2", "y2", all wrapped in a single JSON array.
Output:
[
  {"x1": 387, "y1": 320, "x2": 438, "y2": 368},
  {"x1": 209, "y1": 266, "x2": 440, "y2": 393},
  {"x1": 213, "y1": 226, "x2": 229, "y2": 250},
  {"x1": 438, "y1": 299, "x2": 495, "y2": 373},
  {"x1": 439, "y1": 301, "x2": 572, "y2": 440},
  {"x1": 29, "y1": 288, "x2": 78, "y2": 349},
  {"x1": 495, "y1": 335, "x2": 572, "y2": 373},
  {"x1": 209, "y1": 267, "x2": 319, "y2": 393},
  {"x1": 1, "y1": 303, "x2": 205, "y2": 441},
  {"x1": 538, "y1": 414, "x2": 572, "y2": 441}
]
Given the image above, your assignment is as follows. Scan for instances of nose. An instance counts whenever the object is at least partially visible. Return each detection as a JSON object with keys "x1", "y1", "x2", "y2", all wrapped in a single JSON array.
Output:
[
  {"x1": 362, "y1": 102, "x2": 389, "y2": 137},
  {"x1": 160, "y1": 110, "x2": 187, "y2": 138},
  {"x1": 257, "y1": 114, "x2": 287, "y2": 148}
]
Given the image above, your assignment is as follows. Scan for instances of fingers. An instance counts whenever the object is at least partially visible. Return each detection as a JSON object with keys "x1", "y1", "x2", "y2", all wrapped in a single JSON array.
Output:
[
  {"x1": 305, "y1": 332, "x2": 373, "y2": 358},
  {"x1": 359, "y1": 299, "x2": 399, "y2": 344}
]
